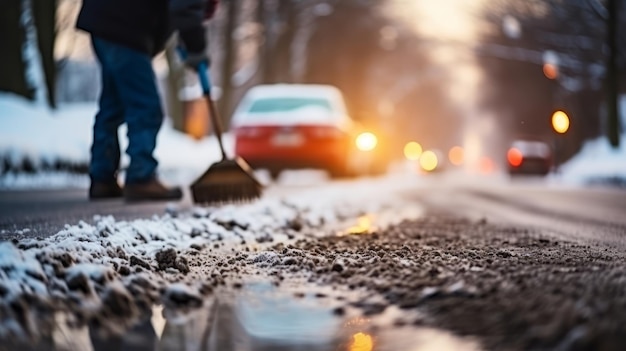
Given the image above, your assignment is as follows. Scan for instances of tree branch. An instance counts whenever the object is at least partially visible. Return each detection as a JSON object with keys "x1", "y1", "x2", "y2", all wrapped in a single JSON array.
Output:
[{"x1": 587, "y1": 0, "x2": 608, "y2": 20}]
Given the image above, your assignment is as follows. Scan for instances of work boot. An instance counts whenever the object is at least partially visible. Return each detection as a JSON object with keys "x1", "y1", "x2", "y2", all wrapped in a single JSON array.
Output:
[
  {"x1": 123, "y1": 178, "x2": 183, "y2": 202},
  {"x1": 89, "y1": 181, "x2": 123, "y2": 200}
]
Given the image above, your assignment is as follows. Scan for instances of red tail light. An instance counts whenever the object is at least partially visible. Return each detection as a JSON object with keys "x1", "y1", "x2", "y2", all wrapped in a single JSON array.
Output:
[{"x1": 507, "y1": 148, "x2": 523, "y2": 167}]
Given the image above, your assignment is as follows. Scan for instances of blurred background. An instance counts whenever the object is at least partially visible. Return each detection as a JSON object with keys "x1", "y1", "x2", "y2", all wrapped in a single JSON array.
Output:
[{"x1": 0, "y1": 0, "x2": 624, "y2": 177}]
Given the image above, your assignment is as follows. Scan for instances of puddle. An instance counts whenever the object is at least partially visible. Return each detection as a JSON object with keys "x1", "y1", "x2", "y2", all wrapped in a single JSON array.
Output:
[
  {"x1": 229, "y1": 282, "x2": 342, "y2": 347},
  {"x1": 337, "y1": 205, "x2": 424, "y2": 236},
  {"x1": 341, "y1": 215, "x2": 377, "y2": 236},
  {"x1": 6, "y1": 282, "x2": 481, "y2": 351}
]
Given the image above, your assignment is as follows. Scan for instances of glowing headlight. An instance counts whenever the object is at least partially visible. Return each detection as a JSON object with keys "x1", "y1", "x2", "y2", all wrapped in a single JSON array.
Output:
[
  {"x1": 403, "y1": 141, "x2": 422, "y2": 160},
  {"x1": 356, "y1": 132, "x2": 378, "y2": 151},
  {"x1": 420, "y1": 150, "x2": 438, "y2": 171}
]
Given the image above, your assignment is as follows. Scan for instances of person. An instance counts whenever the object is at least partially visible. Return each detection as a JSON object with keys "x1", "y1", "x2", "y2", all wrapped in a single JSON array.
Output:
[{"x1": 76, "y1": 0, "x2": 218, "y2": 201}]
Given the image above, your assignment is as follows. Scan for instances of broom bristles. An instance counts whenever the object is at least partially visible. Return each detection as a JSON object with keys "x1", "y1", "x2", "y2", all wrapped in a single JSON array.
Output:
[
  {"x1": 190, "y1": 158, "x2": 262, "y2": 205},
  {"x1": 191, "y1": 182, "x2": 261, "y2": 204}
]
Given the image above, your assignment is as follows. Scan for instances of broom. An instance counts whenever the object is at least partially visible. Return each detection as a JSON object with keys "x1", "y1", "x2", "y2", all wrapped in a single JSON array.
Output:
[{"x1": 189, "y1": 61, "x2": 262, "y2": 204}]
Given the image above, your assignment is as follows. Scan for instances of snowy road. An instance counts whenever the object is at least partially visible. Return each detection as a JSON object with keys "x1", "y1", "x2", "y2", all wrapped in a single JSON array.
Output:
[
  {"x1": 410, "y1": 178, "x2": 626, "y2": 249},
  {"x1": 0, "y1": 170, "x2": 420, "y2": 239},
  {"x1": 1, "y1": 172, "x2": 626, "y2": 350},
  {"x1": 3, "y1": 172, "x2": 625, "y2": 244},
  {"x1": 0, "y1": 188, "x2": 171, "y2": 238}
]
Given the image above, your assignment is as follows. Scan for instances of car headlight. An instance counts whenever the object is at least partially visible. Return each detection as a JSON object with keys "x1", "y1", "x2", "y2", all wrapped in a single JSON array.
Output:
[
  {"x1": 420, "y1": 150, "x2": 439, "y2": 172},
  {"x1": 403, "y1": 141, "x2": 423, "y2": 160},
  {"x1": 355, "y1": 132, "x2": 378, "y2": 151}
]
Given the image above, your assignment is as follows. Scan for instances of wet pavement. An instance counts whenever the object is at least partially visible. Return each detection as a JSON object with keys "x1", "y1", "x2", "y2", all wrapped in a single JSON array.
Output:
[
  {"x1": 0, "y1": 188, "x2": 183, "y2": 239},
  {"x1": 6, "y1": 281, "x2": 479, "y2": 351}
]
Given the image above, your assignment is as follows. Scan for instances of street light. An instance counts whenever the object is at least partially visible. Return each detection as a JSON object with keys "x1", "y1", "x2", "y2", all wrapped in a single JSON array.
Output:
[
  {"x1": 551, "y1": 110, "x2": 570, "y2": 173},
  {"x1": 543, "y1": 63, "x2": 559, "y2": 80},
  {"x1": 551, "y1": 110, "x2": 570, "y2": 134},
  {"x1": 542, "y1": 50, "x2": 559, "y2": 80}
]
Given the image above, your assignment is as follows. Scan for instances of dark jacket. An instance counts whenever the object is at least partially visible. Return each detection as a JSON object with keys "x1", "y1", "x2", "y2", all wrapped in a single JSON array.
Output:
[
  {"x1": 169, "y1": 0, "x2": 208, "y2": 53},
  {"x1": 204, "y1": 0, "x2": 219, "y2": 19},
  {"x1": 76, "y1": 0, "x2": 208, "y2": 56}
]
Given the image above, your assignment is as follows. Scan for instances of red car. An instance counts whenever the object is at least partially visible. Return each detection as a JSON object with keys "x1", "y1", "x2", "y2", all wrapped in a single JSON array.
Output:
[
  {"x1": 507, "y1": 139, "x2": 553, "y2": 175},
  {"x1": 230, "y1": 84, "x2": 373, "y2": 178}
]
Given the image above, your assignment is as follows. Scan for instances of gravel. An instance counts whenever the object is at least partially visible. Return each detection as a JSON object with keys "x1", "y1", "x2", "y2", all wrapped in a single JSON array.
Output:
[
  {"x1": 2, "y1": 213, "x2": 625, "y2": 350},
  {"x1": 239, "y1": 214, "x2": 626, "y2": 350}
]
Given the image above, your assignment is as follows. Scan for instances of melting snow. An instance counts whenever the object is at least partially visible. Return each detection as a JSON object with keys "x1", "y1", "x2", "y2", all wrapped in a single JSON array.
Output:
[{"x1": 0, "y1": 164, "x2": 424, "y2": 339}]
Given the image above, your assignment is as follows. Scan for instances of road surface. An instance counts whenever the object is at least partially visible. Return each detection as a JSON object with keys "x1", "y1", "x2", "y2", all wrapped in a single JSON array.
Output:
[{"x1": 1, "y1": 173, "x2": 625, "y2": 351}]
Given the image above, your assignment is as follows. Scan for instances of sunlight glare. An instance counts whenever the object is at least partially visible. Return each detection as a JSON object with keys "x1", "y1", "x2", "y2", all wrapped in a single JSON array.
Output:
[{"x1": 385, "y1": 0, "x2": 486, "y2": 42}]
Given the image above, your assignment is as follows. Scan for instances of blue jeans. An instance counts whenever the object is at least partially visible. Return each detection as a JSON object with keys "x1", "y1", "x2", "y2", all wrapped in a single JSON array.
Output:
[{"x1": 89, "y1": 35, "x2": 163, "y2": 184}]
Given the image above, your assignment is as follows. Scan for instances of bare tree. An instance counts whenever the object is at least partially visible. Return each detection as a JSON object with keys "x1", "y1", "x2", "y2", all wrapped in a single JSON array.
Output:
[
  {"x1": 0, "y1": 0, "x2": 32, "y2": 101},
  {"x1": 605, "y1": 0, "x2": 620, "y2": 147},
  {"x1": 32, "y1": 0, "x2": 58, "y2": 108},
  {"x1": 217, "y1": 0, "x2": 240, "y2": 122},
  {"x1": 0, "y1": 0, "x2": 57, "y2": 108}
]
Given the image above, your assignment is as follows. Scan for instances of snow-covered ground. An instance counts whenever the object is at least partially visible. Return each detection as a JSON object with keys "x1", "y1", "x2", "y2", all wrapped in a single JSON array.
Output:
[
  {"x1": 0, "y1": 93, "x2": 225, "y2": 189},
  {"x1": 0, "y1": 161, "x2": 425, "y2": 340},
  {"x1": 555, "y1": 132, "x2": 626, "y2": 186}
]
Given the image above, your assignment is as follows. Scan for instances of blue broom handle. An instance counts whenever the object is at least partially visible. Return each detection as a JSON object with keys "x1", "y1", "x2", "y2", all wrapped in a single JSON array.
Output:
[{"x1": 197, "y1": 61, "x2": 211, "y2": 95}]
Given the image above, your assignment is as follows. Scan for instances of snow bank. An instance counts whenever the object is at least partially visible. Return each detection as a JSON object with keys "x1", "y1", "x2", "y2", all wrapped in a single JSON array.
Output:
[
  {"x1": 558, "y1": 133, "x2": 626, "y2": 186},
  {"x1": 0, "y1": 94, "x2": 93, "y2": 165},
  {"x1": 556, "y1": 95, "x2": 626, "y2": 186},
  {"x1": 0, "y1": 93, "x2": 230, "y2": 187}
]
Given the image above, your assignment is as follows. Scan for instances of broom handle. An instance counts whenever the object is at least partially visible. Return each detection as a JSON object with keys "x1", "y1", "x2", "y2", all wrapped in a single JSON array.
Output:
[{"x1": 197, "y1": 62, "x2": 228, "y2": 161}]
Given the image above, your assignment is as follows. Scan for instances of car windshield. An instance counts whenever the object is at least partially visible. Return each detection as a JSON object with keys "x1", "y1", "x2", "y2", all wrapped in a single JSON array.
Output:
[{"x1": 248, "y1": 97, "x2": 333, "y2": 113}]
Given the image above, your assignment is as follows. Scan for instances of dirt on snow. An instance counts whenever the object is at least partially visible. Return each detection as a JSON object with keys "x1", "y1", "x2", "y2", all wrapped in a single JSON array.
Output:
[{"x1": 2, "y1": 214, "x2": 625, "y2": 351}]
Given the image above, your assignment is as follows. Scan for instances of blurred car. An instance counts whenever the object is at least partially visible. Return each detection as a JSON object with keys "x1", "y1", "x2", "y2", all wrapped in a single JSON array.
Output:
[
  {"x1": 506, "y1": 139, "x2": 552, "y2": 175},
  {"x1": 230, "y1": 84, "x2": 387, "y2": 178}
]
